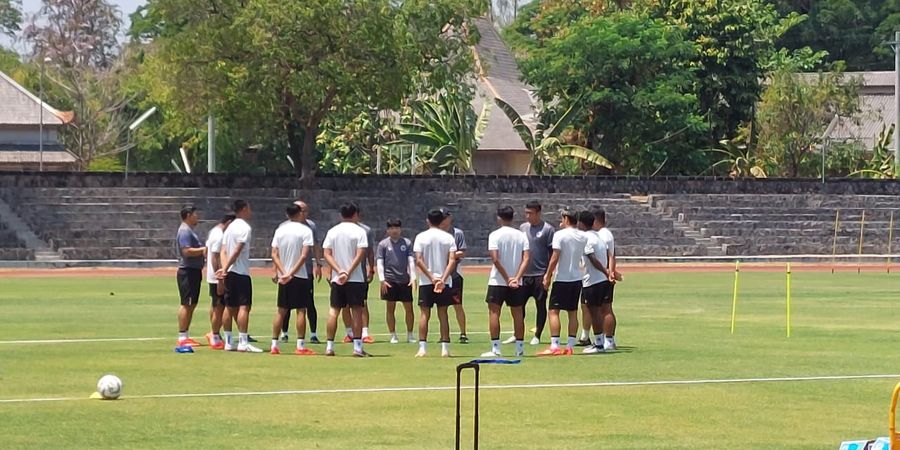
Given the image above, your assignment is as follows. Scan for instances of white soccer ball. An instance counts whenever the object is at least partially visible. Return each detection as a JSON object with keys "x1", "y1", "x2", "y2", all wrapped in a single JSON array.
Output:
[{"x1": 97, "y1": 374, "x2": 123, "y2": 400}]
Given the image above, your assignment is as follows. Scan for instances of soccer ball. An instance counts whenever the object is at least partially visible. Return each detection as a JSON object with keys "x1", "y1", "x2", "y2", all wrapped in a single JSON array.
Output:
[{"x1": 96, "y1": 374, "x2": 123, "y2": 400}]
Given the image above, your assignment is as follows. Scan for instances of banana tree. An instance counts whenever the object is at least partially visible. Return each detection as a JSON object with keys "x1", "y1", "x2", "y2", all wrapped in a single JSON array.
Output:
[
  {"x1": 399, "y1": 94, "x2": 490, "y2": 174},
  {"x1": 494, "y1": 97, "x2": 613, "y2": 175}
]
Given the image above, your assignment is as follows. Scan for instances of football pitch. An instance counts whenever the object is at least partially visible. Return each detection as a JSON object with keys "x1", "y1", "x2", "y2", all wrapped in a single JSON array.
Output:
[{"x1": 2, "y1": 268, "x2": 899, "y2": 449}]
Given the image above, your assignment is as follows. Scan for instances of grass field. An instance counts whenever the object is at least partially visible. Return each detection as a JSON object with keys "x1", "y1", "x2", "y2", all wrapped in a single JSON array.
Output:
[{"x1": 2, "y1": 268, "x2": 899, "y2": 449}]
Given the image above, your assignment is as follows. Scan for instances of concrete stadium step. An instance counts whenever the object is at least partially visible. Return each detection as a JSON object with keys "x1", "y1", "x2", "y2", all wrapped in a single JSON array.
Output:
[{"x1": 0, "y1": 248, "x2": 34, "y2": 260}]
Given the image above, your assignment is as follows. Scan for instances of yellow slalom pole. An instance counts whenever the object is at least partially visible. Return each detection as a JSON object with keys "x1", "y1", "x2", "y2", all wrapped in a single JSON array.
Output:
[
  {"x1": 786, "y1": 263, "x2": 792, "y2": 338},
  {"x1": 831, "y1": 210, "x2": 840, "y2": 274},
  {"x1": 858, "y1": 210, "x2": 866, "y2": 274},
  {"x1": 888, "y1": 211, "x2": 895, "y2": 274},
  {"x1": 731, "y1": 261, "x2": 740, "y2": 334}
]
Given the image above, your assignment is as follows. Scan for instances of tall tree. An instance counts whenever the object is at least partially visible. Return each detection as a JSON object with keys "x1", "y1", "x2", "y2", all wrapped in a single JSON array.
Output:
[
  {"x1": 0, "y1": 0, "x2": 21, "y2": 38},
  {"x1": 136, "y1": 0, "x2": 483, "y2": 182}
]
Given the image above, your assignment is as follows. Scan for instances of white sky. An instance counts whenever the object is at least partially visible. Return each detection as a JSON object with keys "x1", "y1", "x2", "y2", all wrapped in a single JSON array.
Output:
[{"x1": 4, "y1": 0, "x2": 147, "y2": 52}]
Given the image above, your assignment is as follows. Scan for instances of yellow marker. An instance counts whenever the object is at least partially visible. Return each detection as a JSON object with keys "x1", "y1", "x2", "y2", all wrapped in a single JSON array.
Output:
[
  {"x1": 730, "y1": 261, "x2": 740, "y2": 334},
  {"x1": 831, "y1": 210, "x2": 840, "y2": 274},
  {"x1": 890, "y1": 382, "x2": 900, "y2": 449},
  {"x1": 858, "y1": 210, "x2": 866, "y2": 274},
  {"x1": 786, "y1": 263, "x2": 791, "y2": 338}
]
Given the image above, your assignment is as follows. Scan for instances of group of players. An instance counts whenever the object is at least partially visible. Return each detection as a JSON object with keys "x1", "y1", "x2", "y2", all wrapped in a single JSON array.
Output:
[{"x1": 173, "y1": 199, "x2": 620, "y2": 357}]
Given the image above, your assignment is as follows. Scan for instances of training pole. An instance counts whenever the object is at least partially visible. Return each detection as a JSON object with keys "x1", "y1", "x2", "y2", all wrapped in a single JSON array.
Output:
[
  {"x1": 858, "y1": 210, "x2": 866, "y2": 274},
  {"x1": 786, "y1": 263, "x2": 792, "y2": 338},
  {"x1": 831, "y1": 210, "x2": 840, "y2": 274},
  {"x1": 730, "y1": 261, "x2": 740, "y2": 334},
  {"x1": 889, "y1": 211, "x2": 895, "y2": 274}
]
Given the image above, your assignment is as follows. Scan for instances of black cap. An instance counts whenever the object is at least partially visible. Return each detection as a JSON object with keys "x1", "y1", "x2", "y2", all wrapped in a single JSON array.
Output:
[
  {"x1": 180, "y1": 205, "x2": 198, "y2": 219},
  {"x1": 439, "y1": 207, "x2": 452, "y2": 216}
]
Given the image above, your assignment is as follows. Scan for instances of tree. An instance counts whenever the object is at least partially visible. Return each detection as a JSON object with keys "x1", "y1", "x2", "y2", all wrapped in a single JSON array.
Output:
[
  {"x1": 494, "y1": 96, "x2": 612, "y2": 175},
  {"x1": 515, "y1": 11, "x2": 708, "y2": 175},
  {"x1": 755, "y1": 63, "x2": 862, "y2": 177},
  {"x1": 0, "y1": 0, "x2": 21, "y2": 38},
  {"x1": 399, "y1": 94, "x2": 489, "y2": 174},
  {"x1": 137, "y1": 0, "x2": 484, "y2": 182}
]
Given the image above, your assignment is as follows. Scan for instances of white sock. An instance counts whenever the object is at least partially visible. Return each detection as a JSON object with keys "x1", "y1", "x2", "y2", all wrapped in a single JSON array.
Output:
[
  {"x1": 408, "y1": 332, "x2": 415, "y2": 341},
  {"x1": 345, "y1": 327, "x2": 354, "y2": 338},
  {"x1": 390, "y1": 332, "x2": 398, "y2": 340},
  {"x1": 595, "y1": 334, "x2": 604, "y2": 347},
  {"x1": 210, "y1": 333, "x2": 221, "y2": 344},
  {"x1": 441, "y1": 342, "x2": 450, "y2": 354},
  {"x1": 310, "y1": 332, "x2": 318, "y2": 339},
  {"x1": 178, "y1": 331, "x2": 188, "y2": 341},
  {"x1": 271, "y1": 339, "x2": 278, "y2": 349},
  {"x1": 297, "y1": 339, "x2": 305, "y2": 350},
  {"x1": 550, "y1": 336, "x2": 560, "y2": 349},
  {"x1": 515, "y1": 340, "x2": 524, "y2": 354},
  {"x1": 239, "y1": 333, "x2": 249, "y2": 346},
  {"x1": 567, "y1": 336, "x2": 576, "y2": 349},
  {"x1": 353, "y1": 339, "x2": 362, "y2": 352},
  {"x1": 362, "y1": 327, "x2": 370, "y2": 338},
  {"x1": 418, "y1": 340, "x2": 427, "y2": 352},
  {"x1": 491, "y1": 339, "x2": 500, "y2": 354},
  {"x1": 579, "y1": 328, "x2": 589, "y2": 340},
  {"x1": 326, "y1": 340, "x2": 334, "y2": 352},
  {"x1": 224, "y1": 331, "x2": 233, "y2": 346}
]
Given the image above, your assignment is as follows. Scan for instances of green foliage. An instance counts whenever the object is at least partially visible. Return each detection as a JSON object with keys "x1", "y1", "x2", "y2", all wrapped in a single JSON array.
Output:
[
  {"x1": 0, "y1": 0, "x2": 20, "y2": 38},
  {"x1": 849, "y1": 124, "x2": 895, "y2": 179},
  {"x1": 703, "y1": 130, "x2": 768, "y2": 178},
  {"x1": 755, "y1": 64, "x2": 862, "y2": 177},
  {"x1": 315, "y1": 110, "x2": 400, "y2": 175},
  {"x1": 86, "y1": 156, "x2": 124, "y2": 172},
  {"x1": 512, "y1": 10, "x2": 708, "y2": 175},
  {"x1": 399, "y1": 94, "x2": 489, "y2": 174},
  {"x1": 494, "y1": 96, "x2": 612, "y2": 175}
]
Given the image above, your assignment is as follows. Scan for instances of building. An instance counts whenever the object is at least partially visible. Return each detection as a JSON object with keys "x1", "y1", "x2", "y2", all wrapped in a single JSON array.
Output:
[
  {"x1": 819, "y1": 71, "x2": 896, "y2": 151},
  {"x1": 0, "y1": 70, "x2": 76, "y2": 171}
]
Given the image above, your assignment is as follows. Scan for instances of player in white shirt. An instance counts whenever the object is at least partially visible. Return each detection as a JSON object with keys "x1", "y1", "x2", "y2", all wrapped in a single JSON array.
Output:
[
  {"x1": 481, "y1": 206, "x2": 530, "y2": 358},
  {"x1": 413, "y1": 208, "x2": 459, "y2": 357},
  {"x1": 269, "y1": 204, "x2": 316, "y2": 355},
  {"x1": 576, "y1": 211, "x2": 613, "y2": 354},
  {"x1": 538, "y1": 210, "x2": 587, "y2": 356},
  {"x1": 323, "y1": 202, "x2": 370, "y2": 357},
  {"x1": 204, "y1": 212, "x2": 235, "y2": 350},
  {"x1": 217, "y1": 200, "x2": 261, "y2": 353},
  {"x1": 595, "y1": 208, "x2": 620, "y2": 350}
]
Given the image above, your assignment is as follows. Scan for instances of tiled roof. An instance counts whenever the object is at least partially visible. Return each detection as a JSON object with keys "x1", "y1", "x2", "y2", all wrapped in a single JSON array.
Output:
[
  {"x1": 0, "y1": 71, "x2": 72, "y2": 126},
  {"x1": 825, "y1": 94, "x2": 896, "y2": 149},
  {"x1": 0, "y1": 149, "x2": 77, "y2": 163}
]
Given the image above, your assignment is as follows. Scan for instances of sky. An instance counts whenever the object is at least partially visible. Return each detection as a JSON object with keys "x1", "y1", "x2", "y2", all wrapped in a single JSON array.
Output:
[{"x1": 4, "y1": 0, "x2": 147, "y2": 52}]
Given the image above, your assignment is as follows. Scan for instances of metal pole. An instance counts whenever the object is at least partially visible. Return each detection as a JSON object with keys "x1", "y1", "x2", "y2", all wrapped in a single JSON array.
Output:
[
  {"x1": 895, "y1": 31, "x2": 900, "y2": 175},
  {"x1": 208, "y1": 114, "x2": 216, "y2": 173},
  {"x1": 39, "y1": 60, "x2": 44, "y2": 172},
  {"x1": 376, "y1": 145, "x2": 382, "y2": 174}
]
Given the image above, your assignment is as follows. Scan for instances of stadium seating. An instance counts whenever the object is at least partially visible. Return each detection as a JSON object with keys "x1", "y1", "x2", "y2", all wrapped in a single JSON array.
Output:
[{"x1": 0, "y1": 220, "x2": 31, "y2": 260}]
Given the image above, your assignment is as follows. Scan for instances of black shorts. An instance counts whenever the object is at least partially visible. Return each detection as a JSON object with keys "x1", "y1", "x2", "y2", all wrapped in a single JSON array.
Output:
[
  {"x1": 485, "y1": 285, "x2": 526, "y2": 307},
  {"x1": 549, "y1": 280, "x2": 582, "y2": 311},
  {"x1": 418, "y1": 285, "x2": 454, "y2": 308},
  {"x1": 224, "y1": 272, "x2": 253, "y2": 308},
  {"x1": 581, "y1": 281, "x2": 612, "y2": 307},
  {"x1": 449, "y1": 273, "x2": 464, "y2": 304},
  {"x1": 278, "y1": 277, "x2": 313, "y2": 310},
  {"x1": 608, "y1": 283, "x2": 615, "y2": 304},
  {"x1": 330, "y1": 282, "x2": 367, "y2": 308},
  {"x1": 208, "y1": 282, "x2": 225, "y2": 307},
  {"x1": 381, "y1": 282, "x2": 413, "y2": 302},
  {"x1": 176, "y1": 268, "x2": 202, "y2": 306},
  {"x1": 520, "y1": 275, "x2": 548, "y2": 304}
]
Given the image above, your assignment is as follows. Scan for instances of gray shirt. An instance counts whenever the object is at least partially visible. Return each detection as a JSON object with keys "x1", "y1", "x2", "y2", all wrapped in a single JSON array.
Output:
[
  {"x1": 175, "y1": 223, "x2": 204, "y2": 269},
  {"x1": 359, "y1": 222, "x2": 375, "y2": 278},
  {"x1": 520, "y1": 221, "x2": 555, "y2": 276},
  {"x1": 377, "y1": 237, "x2": 413, "y2": 284},
  {"x1": 451, "y1": 227, "x2": 466, "y2": 277}
]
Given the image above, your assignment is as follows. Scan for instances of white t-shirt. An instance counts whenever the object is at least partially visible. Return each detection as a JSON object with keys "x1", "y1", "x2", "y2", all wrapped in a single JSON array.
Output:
[
  {"x1": 271, "y1": 221, "x2": 315, "y2": 279},
  {"x1": 583, "y1": 230, "x2": 609, "y2": 287},
  {"x1": 551, "y1": 226, "x2": 588, "y2": 282},
  {"x1": 413, "y1": 227, "x2": 457, "y2": 286},
  {"x1": 205, "y1": 226, "x2": 224, "y2": 284},
  {"x1": 323, "y1": 221, "x2": 369, "y2": 283},
  {"x1": 487, "y1": 226, "x2": 530, "y2": 287},
  {"x1": 598, "y1": 227, "x2": 615, "y2": 256},
  {"x1": 222, "y1": 218, "x2": 252, "y2": 276}
]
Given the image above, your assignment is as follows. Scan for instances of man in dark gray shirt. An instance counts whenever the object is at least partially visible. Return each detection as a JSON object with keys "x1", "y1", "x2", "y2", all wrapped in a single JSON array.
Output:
[
  {"x1": 508, "y1": 201, "x2": 555, "y2": 346},
  {"x1": 439, "y1": 208, "x2": 469, "y2": 344},
  {"x1": 377, "y1": 219, "x2": 416, "y2": 344},
  {"x1": 175, "y1": 205, "x2": 207, "y2": 347}
]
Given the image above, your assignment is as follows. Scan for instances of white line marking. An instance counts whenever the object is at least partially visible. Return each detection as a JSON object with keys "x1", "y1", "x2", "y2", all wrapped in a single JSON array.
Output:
[
  {"x1": 2, "y1": 374, "x2": 897, "y2": 404},
  {"x1": 0, "y1": 332, "x2": 491, "y2": 345}
]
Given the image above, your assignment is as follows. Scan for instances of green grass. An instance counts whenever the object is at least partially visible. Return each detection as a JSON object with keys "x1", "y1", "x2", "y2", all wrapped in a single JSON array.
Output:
[{"x1": 2, "y1": 270, "x2": 899, "y2": 449}]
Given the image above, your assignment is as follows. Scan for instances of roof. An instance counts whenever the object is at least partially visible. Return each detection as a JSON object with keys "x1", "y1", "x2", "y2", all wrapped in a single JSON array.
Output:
[
  {"x1": 0, "y1": 149, "x2": 77, "y2": 164},
  {"x1": 0, "y1": 71, "x2": 73, "y2": 126},
  {"x1": 472, "y1": 17, "x2": 532, "y2": 152},
  {"x1": 824, "y1": 94, "x2": 896, "y2": 149}
]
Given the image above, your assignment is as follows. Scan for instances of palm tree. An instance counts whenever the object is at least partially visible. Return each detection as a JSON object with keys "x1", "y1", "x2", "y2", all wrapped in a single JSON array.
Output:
[{"x1": 399, "y1": 95, "x2": 490, "y2": 174}]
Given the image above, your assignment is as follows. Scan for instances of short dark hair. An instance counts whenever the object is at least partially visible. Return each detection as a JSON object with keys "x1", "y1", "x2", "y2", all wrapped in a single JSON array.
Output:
[
  {"x1": 180, "y1": 205, "x2": 197, "y2": 220},
  {"x1": 497, "y1": 206, "x2": 514, "y2": 222},
  {"x1": 593, "y1": 208, "x2": 607, "y2": 224},
  {"x1": 340, "y1": 202, "x2": 359, "y2": 219},
  {"x1": 285, "y1": 204, "x2": 301, "y2": 218},
  {"x1": 233, "y1": 199, "x2": 249, "y2": 214},
  {"x1": 561, "y1": 209, "x2": 578, "y2": 225},
  {"x1": 525, "y1": 201, "x2": 542, "y2": 212},
  {"x1": 386, "y1": 218, "x2": 402, "y2": 228},
  {"x1": 578, "y1": 211, "x2": 594, "y2": 228},
  {"x1": 427, "y1": 208, "x2": 446, "y2": 226},
  {"x1": 220, "y1": 213, "x2": 236, "y2": 224}
]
